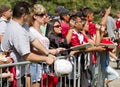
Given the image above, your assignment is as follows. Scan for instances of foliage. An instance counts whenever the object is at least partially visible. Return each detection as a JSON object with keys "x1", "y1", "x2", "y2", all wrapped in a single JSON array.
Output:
[
  {"x1": 0, "y1": 0, "x2": 120, "y2": 21},
  {"x1": 1, "y1": 0, "x2": 120, "y2": 13}
]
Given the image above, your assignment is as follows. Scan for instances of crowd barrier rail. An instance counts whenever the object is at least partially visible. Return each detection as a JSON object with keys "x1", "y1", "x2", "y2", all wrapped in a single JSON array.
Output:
[{"x1": 0, "y1": 52, "x2": 106, "y2": 87}]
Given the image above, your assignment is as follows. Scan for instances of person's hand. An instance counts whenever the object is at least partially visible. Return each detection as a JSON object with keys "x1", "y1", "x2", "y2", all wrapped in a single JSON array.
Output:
[
  {"x1": 7, "y1": 57, "x2": 13, "y2": 63},
  {"x1": 70, "y1": 19, "x2": 75, "y2": 28},
  {"x1": 45, "y1": 54, "x2": 56, "y2": 65},
  {"x1": 49, "y1": 48, "x2": 66, "y2": 55},
  {"x1": 48, "y1": 49, "x2": 57, "y2": 55},
  {"x1": 3, "y1": 50, "x2": 12, "y2": 57},
  {"x1": 95, "y1": 24, "x2": 106, "y2": 33},
  {"x1": 95, "y1": 24, "x2": 101, "y2": 30},
  {"x1": 56, "y1": 47, "x2": 66, "y2": 54},
  {"x1": 96, "y1": 46, "x2": 105, "y2": 52},
  {"x1": 105, "y1": 6, "x2": 111, "y2": 16},
  {"x1": 100, "y1": 25, "x2": 106, "y2": 32},
  {"x1": 8, "y1": 72, "x2": 14, "y2": 82},
  {"x1": 83, "y1": 22, "x2": 88, "y2": 30}
]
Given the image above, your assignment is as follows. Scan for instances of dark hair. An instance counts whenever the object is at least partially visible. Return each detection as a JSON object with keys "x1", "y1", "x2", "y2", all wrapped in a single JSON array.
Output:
[
  {"x1": 70, "y1": 11, "x2": 85, "y2": 22},
  {"x1": 103, "y1": 29, "x2": 108, "y2": 37},
  {"x1": 60, "y1": 9, "x2": 69, "y2": 20},
  {"x1": 46, "y1": 19, "x2": 60, "y2": 37},
  {"x1": 83, "y1": 7, "x2": 94, "y2": 17},
  {"x1": 99, "y1": 8, "x2": 106, "y2": 16},
  {"x1": 13, "y1": 1, "x2": 30, "y2": 18},
  {"x1": 0, "y1": 5, "x2": 10, "y2": 16}
]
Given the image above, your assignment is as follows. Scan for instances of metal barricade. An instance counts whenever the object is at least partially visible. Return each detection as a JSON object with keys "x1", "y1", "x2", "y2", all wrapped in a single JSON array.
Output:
[
  {"x1": 92, "y1": 52, "x2": 106, "y2": 87},
  {"x1": 0, "y1": 61, "x2": 31, "y2": 87},
  {"x1": 0, "y1": 53, "x2": 106, "y2": 87}
]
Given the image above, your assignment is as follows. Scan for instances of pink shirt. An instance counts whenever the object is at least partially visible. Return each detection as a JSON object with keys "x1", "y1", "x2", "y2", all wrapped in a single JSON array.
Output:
[{"x1": 61, "y1": 22, "x2": 70, "y2": 37}]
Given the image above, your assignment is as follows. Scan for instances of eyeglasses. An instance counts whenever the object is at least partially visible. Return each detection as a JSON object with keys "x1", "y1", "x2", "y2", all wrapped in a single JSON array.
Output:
[
  {"x1": 36, "y1": 13, "x2": 45, "y2": 17},
  {"x1": 54, "y1": 25, "x2": 61, "y2": 28}
]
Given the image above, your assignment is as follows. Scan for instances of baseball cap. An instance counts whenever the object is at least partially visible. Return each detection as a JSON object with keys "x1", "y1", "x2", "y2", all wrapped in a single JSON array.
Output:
[
  {"x1": 54, "y1": 6, "x2": 65, "y2": 13},
  {"x1": 59, "y1": 8, "x2": 70, "y2": 17}
]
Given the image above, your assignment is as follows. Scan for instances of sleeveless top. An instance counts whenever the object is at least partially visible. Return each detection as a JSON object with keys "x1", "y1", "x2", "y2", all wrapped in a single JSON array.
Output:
[{"x1": 70, "y1": 30, "x2": 88, "y2": 46}]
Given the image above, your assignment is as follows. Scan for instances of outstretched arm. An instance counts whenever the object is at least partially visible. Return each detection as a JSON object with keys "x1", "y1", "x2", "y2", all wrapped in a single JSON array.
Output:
[{"x1": 100, "y1": 6, "x2": 111, "y2": 26}]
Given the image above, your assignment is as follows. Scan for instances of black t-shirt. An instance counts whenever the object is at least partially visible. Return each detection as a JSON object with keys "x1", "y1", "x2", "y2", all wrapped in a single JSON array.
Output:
[{"x1": 48, "y1": 33, "x2": 70, "y2": 56}]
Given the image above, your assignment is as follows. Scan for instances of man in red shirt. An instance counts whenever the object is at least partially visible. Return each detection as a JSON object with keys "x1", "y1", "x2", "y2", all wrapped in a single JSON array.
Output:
[
  {"x1": 83, "y1": 7, "x2": 96, "y2": 39},
  {"x1": 115, "y1": 11, "x2": 120, "y2": 65},
  {"x1": 116, "y1": 11, "x2": 120, "y2": 39}
]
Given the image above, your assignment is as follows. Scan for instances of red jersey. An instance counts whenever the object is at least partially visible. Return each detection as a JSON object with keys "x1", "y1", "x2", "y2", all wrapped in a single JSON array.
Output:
[
  {"x1": 88, "y1": 21, "x2": 96, "y2": 37},
  {"x1": 70, "y1": 30, "x2": 89, "y2": 46},
  {"x1": 81, "y1": 32, "x2": 89, "y2": 44},
  {"x1": 70, "y1": 30, "x2": 80, "y2": 46},
  {"x1": 101, "y1": 38, "x2": 114, "y2": 51},
  {"x1": 116, "y1": 18, "x2": 120, "y2": 29}
]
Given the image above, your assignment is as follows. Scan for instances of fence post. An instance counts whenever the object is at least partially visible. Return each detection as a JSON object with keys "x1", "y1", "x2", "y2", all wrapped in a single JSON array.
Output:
[{"x1": 97, "y1": 52, "x2": 106, "y2": 87}]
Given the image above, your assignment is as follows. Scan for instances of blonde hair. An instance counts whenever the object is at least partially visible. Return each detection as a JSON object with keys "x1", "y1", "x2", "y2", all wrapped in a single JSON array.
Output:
[
  {"x1": 28, "y1": 4, "x2": 46, "y2": 26},
  {"x1": 33, "y1": 4, "x2": 46, "y2": 15}
]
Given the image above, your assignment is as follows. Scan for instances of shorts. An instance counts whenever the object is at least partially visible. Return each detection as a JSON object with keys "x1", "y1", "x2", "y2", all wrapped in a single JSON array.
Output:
[
  {"x1": 30, "y1": 63, "x2": 43, "y2": 82},
  {"x1": 106, "y1": 66, "x2": 119, "y2": 81}
]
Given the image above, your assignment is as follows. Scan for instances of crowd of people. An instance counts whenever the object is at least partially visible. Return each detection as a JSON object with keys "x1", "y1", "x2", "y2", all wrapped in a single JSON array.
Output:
[{"x1": 0, "y1": 1, "x2": 120, "y2": 87}]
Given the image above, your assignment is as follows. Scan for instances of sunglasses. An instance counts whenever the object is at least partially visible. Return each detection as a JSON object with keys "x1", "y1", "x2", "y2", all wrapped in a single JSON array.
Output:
[
  {"x1": 54, "y1": 25, "x2": 61, "y2": 28},
  {"x1": 36, "y1": 13, "x2": 45, "y2": 17}
]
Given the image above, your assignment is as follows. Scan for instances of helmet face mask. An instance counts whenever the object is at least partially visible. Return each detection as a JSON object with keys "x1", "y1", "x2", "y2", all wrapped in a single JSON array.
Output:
[{"x1": 54, "y1": 59, "x2": 72, "y2": 77}]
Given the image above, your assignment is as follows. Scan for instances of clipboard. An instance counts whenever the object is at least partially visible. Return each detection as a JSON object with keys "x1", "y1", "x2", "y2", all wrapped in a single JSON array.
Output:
[
  {"x1": 69, "y1": 43, "x2": 94, "y2": 51},
  {"x1": 98, "y1": 43, "x2": 115, "y2": 49}
]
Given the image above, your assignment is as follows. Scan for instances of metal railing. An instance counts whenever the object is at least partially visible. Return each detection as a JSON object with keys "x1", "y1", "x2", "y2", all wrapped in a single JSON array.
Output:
[{"x1": 0, "y1": 52, "x2": 106, "y2": 87}]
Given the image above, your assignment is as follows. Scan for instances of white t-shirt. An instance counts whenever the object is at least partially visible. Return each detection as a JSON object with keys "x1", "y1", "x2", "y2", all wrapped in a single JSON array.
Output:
[
  {"x1": 0, "y1": 17, "x2": 8, "y2": 35},
  {"x1": 30, "y1": 27, "x2": 49, "y2": 49},
  {"x1": 1, "y1": 20, "x2": 35, "y2": 62}
]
